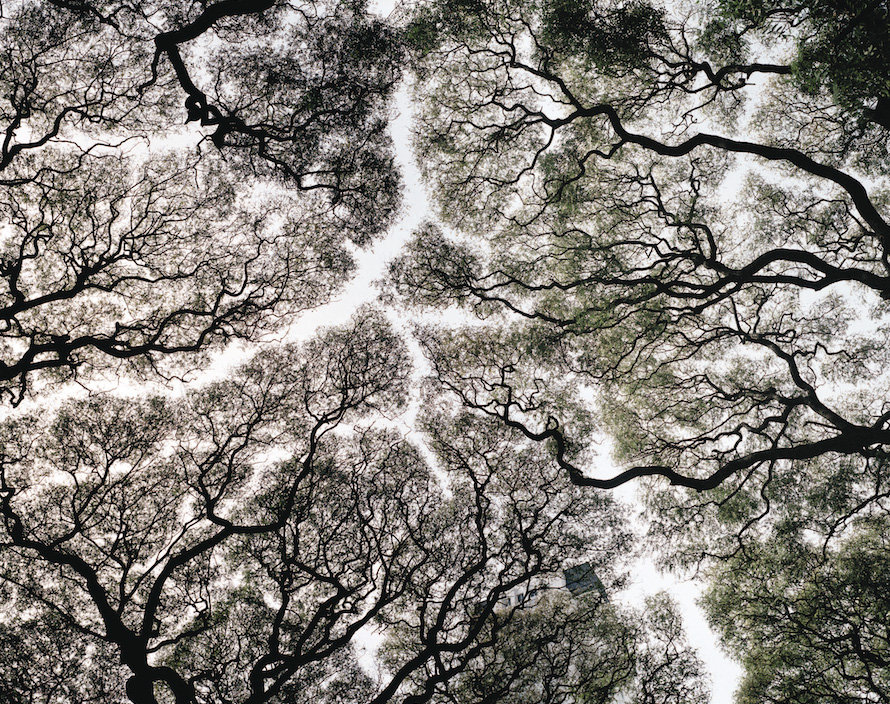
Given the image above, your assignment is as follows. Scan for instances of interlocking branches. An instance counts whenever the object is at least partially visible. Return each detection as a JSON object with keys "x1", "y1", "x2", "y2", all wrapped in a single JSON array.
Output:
[
  {"x1": 390, "y1": 0, "x2": 890, "y2": 564},
  {"x1": 0, "y1": 0, "x2": 404, "y2": 402},
  {"x1": 0, "y1": 310, "x2": 643, "y2": 704}
]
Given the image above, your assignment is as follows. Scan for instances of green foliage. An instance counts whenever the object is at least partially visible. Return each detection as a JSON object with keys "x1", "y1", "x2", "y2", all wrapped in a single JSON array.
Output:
[
  {"x1": 0, "y1": 609, "x2": 128, "y2": 704},
  {"x1": 383, "y1": 588, "x2": 708, "y2": 704},
  {"x1": 697, "y1": 16, "x2": 748, "y2": 65},
  {"x1": 719, "y1": 0, "x2": 890, "y2": 126},
  {"x1": 395, "y1": 0, "x2": 890, "y2": 699},
  {"x1": 0, "y1": 0, "x2": 403, "y2": 403},
  {"x1": 404, "y1": 0, "x2": 489, "y2": 55},
  {"x1": 703, "y1": 520, "x2": 890, "y2": 703},
  {"x1": 539, "y1": 0, "x2": 667, "y2": 72}
]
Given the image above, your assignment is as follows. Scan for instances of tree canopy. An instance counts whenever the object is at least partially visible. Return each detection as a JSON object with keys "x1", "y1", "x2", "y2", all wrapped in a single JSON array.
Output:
[
  {"x1": 0, "y1": 0, "x2": 401, "y2": 402},
  {"x1": 703, "y1": 518, "x2": 890, "y2": 703},
  {"x1": 0, "y1": 310, "x2": 650, "y2": 702},
  {"x1": 2, "y1": 0, "x2": 890, "y2": 702},
  {"x1": 383, "y1": 588, "x2": 708, "y2": 704},
  {"x1": 388, "y1": 0, "x2": 890, "y2": 699}
]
